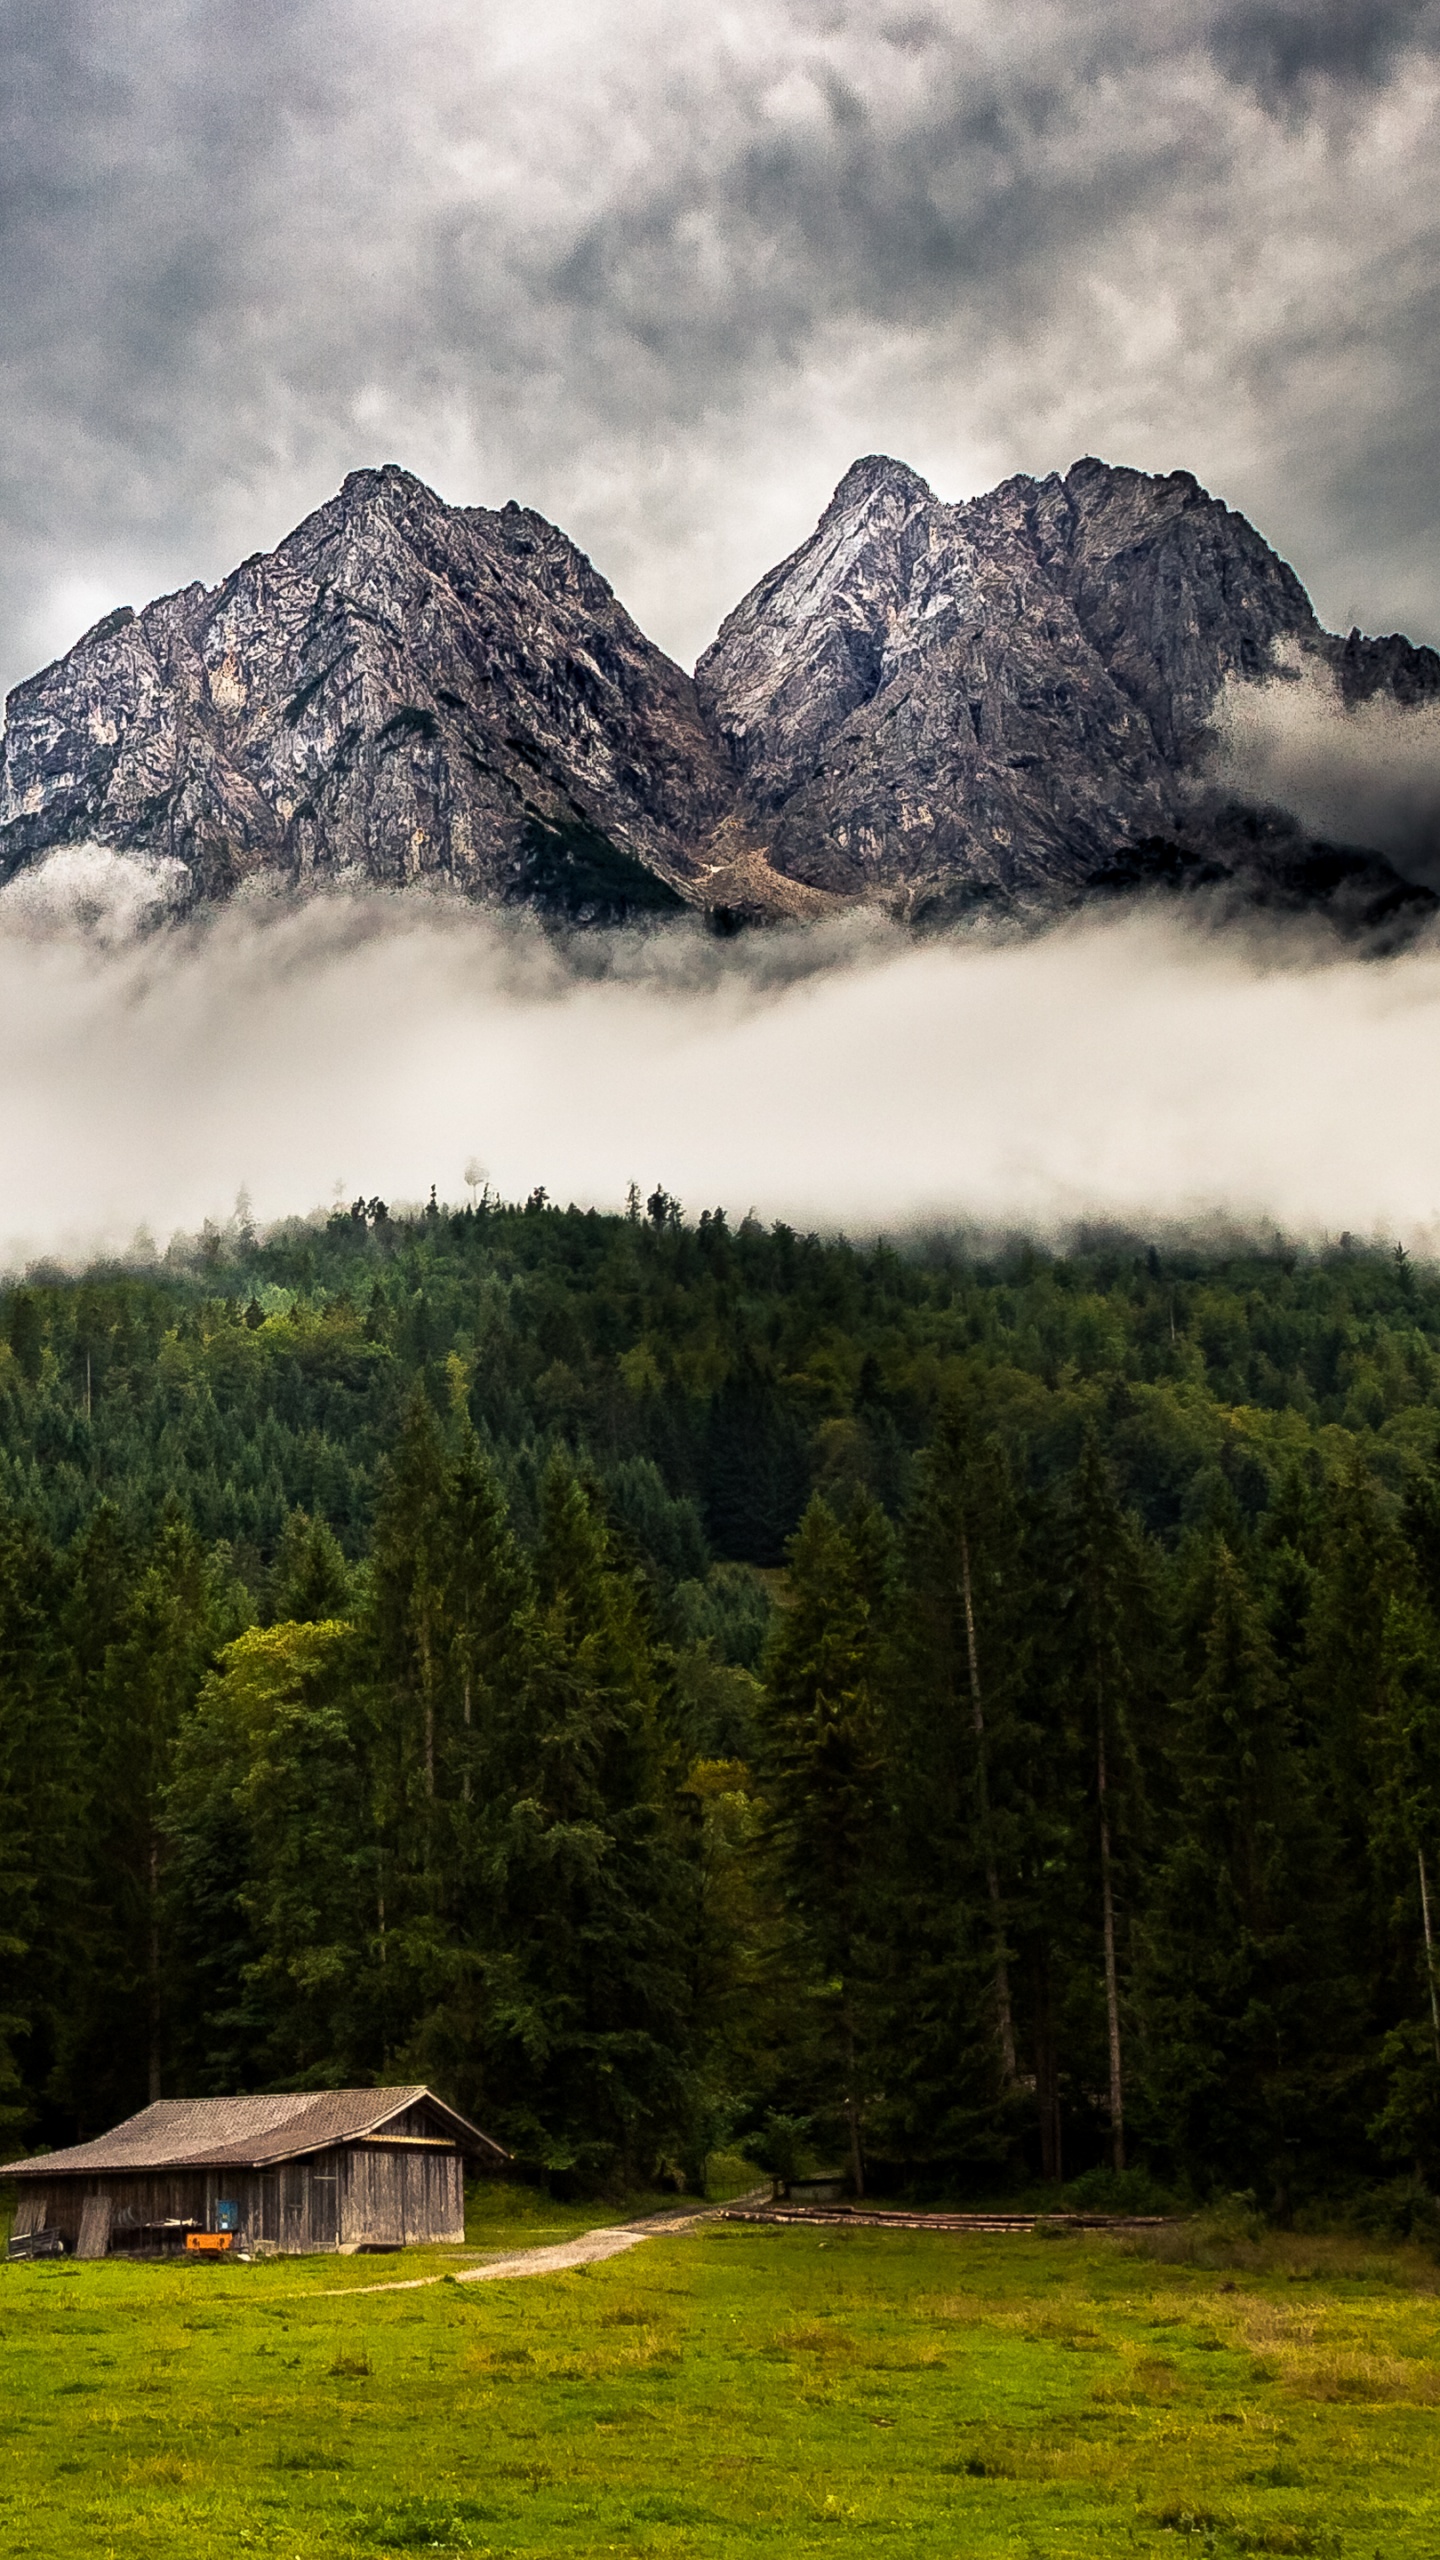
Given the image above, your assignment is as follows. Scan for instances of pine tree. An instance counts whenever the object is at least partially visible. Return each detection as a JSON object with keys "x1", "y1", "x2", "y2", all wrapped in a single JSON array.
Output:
[
  {"x1": 761, "y1": 1492, "x2": 898, "y2": 2193},
  {"x1": 165, "y1": 1618, "x2": 375, "y2": 2089},
  {"x1": 478, "y1": 1458, "x2": 695, "y2": 2179},
  {"x1": 896, "y1": 1395, "x2": 1027, "y2": 2152},
  {"x1": 0, "y1": 1511, "x2": 74, "y2": 2143},
  {"x1": 1140, "y1": 1543, "x2": 1348, "y2": 2204},
  {"x1": 1046, "y1": 1435, "x2": 1156, "y2": 2175}
]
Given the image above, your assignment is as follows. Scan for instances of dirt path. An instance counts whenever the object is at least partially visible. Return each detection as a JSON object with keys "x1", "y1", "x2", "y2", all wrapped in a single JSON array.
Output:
[
  {"x1": 453, "y1": 2205, "x2": 716, "y2": 2285},
  {"x1": 320, "y1": 2195, "x2": 767, "y2": 2298}
]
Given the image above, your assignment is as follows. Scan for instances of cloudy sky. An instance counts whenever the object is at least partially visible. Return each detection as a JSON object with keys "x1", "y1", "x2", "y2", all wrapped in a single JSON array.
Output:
[{"x1": 5, "y1": 0, "x2": 1440, "y2": 701}]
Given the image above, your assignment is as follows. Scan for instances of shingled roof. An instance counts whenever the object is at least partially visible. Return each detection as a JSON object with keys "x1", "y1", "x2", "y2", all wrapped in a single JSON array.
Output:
[{"x1": 1, "y1": 2086, "x2": 506, "y2": 2177}]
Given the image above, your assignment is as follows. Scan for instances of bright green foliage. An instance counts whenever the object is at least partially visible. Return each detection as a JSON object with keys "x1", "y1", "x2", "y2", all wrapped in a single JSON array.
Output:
[{"x1": 165, "y1": 1619, "x2": 374, "y2": 2090}]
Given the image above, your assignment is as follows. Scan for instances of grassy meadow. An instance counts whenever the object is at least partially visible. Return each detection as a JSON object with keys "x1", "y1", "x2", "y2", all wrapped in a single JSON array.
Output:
[{"x1": 2, "y1": 2188, "x2": 1438, "y2": 2559}]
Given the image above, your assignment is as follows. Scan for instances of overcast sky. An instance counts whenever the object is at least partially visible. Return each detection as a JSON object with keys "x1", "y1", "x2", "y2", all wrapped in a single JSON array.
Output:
[{"x1": 5, "y1": 0, "x2": 1440, "y2": 700}]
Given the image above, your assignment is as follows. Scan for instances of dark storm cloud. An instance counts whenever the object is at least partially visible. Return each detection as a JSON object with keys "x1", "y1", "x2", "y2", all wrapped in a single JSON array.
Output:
[
  {"x1": 3, "y1": 0, "x2": 1440, "y2": 687},
  {"x1": 1207, "y1": 0, "x2": 1440, "y2": 99}
]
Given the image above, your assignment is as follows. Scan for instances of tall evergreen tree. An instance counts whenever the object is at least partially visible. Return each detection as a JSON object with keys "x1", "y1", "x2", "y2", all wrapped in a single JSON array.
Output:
[
  {"x1": 1368, "y1": 1584, "x2": 1440, "y2": 2173},
  {"x1": 1046, "y1": 1435, "x2": 1156, "y2": 2174},
  {"x1": 476, "y1": 1459, "x2": 694, "y2": 2179},
  {"x1": 166, "y1": 1618, "x2": 374, "y2": 2090},
  {"x1": 706, "y1": 1351, "x2": 809, "y2": 1564},
  {"x1": 268, "y1": 1508, "x2": 352, "y2": 1624},
  {"x1": 760, "y1": 1492, "x2": 898, "y2": 2193},
  {"x1": 1140, "y1": 1543, "x2": 1350, "y2": 2204},
  {"x1": 389, "y1": 1426, "x2": 536, "y2": 2103},
  {"x1": 897, "y1": 1396, "x2": 1028, "y2": 2143},
  {"x1": 0, "y1": 1512, "x2": 74, "y2": 2143},
  {"x1": 74, "y1": 1507, "x2": 249, "y2": 2116}
]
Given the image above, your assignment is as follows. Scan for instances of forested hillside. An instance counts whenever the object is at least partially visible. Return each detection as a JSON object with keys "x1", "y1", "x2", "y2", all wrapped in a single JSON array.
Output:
[{"x1": 3, "y1": 1191, "x2": 1440, "y2": 2219}]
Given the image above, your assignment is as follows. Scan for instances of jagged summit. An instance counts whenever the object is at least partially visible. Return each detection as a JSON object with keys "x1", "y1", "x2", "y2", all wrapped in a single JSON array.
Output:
[
  {"x1": 3, "y1": 453, "x2": 1438, "y2": 932},
  {"x1": 696, "y1": 449, "x2": 1437, "y2": 924},
  {"x1": 822, "y1": 453, "x2": 935, "y2": 517},
  {"x1": 0, "y1": 467, "x2": 732, "y2": 920}
]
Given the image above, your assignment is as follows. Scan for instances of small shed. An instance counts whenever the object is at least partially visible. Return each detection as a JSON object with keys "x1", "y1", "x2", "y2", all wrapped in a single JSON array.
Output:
[{"x1": 2, "y1": 2085, "x2": 507, "y2": 2259}]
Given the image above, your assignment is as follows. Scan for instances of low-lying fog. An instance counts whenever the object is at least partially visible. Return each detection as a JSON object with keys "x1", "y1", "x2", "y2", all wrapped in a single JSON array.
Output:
[{"x1": 4, "y1": 844, "x2": 1440, "y2": 1268}]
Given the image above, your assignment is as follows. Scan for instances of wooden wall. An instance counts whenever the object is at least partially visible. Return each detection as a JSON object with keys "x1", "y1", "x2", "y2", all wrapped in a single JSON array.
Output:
[
  {"x1": 16, "y1": 2139, "x2": 465, "y2": 2257},
  {"x1": 340, "y1": 2143, "x2": 464, "y2": 2246}
]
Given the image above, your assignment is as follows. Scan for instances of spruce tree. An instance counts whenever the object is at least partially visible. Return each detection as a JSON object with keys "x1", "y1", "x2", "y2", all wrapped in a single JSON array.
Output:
[
  {"x1": 760, "y1": 1493, "x2": 898, "y2": 2193},
  {"x1": 165, "y1": 1618, "x2": 375, "y2": 2089},
  {"x1": 481, "y1": 1458, "x2": 694, "y2": 2179},
  {"x1": 1140, "y1": 1543, "x2": 1348, "y2": 2205},
  {"x1": 1042, "y1": 1435, "x2": 1157, "y2": 2178},
  {"x1": 76, "y1": 1507, "x2": 250, "y2": 2115},
  {"x1": 1368, "y1": 1584, "x2": 1440, "y2": 2174},
  {"x1": 894, "y1": 1395, "x2": 1029, "y2": 2168},
  {"x1": 0, "y1": 1512, "x2": 74, "y2": 2143}
]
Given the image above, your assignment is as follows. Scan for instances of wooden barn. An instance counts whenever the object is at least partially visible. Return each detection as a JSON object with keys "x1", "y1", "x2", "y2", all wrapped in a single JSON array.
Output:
[{"x1": 2, "y1": 2086, "x2": 506, "y2": 2259}]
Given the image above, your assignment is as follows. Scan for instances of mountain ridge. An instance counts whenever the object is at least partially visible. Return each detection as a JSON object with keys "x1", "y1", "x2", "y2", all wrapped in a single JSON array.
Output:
[{"x1": 3, "y1": 452, "x2": 1437, "y2": 932}]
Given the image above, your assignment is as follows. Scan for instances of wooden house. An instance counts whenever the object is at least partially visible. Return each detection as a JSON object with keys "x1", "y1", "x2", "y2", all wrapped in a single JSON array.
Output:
[{"x1": 2, "y1": 2085, "x2": 507, "y2": 2259}]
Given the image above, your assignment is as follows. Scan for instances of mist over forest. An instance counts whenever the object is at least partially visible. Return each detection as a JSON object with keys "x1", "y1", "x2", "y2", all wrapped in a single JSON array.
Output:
[{"x1": 9, "y1": 866, "x2": 1440, "y2": 1268}]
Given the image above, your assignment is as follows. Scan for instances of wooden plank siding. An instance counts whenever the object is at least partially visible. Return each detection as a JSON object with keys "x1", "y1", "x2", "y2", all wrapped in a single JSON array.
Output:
[
  {"x1": 17, "y1": 2140, "x2": 465, "y2": 2256},
  {"x1": 340, "y1": 2144, "x2": 464, "y2": 2246},
  {"x1": 5, "y1": 2089, "x2": 488, "y2": 2257}
]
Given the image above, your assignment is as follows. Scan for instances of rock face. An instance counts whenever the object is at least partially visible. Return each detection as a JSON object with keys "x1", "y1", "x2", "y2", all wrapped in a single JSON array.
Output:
[
  {"x1": 695, "y1": 453, "x2": 1440, "y2": 926},
  {"x1": 0, "y1": 466, "x2": 734, "y2": 922},
  {"x1": 4, "y1": 451, "x2": 1438, "y2": 930}
]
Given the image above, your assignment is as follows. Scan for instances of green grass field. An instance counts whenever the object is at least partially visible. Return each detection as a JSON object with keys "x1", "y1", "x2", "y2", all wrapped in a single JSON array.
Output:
[{"x1": 2, "y1": 2187, "x2": 1438, "y2": 2558}]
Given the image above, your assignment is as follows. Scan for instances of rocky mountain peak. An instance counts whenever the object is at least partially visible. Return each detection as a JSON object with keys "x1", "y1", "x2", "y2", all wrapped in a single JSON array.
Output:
[
  {"x1": 821, "y1": 452, "x2": 935, "y2": 523},
  {"x1": 0, "y1": 468, "x2": 733, "y2": 919},
  {"x1": 339, "y1": 460, "x2": 429, "y2": 504},
  {"x1": 697, "y1": 450, "x2": 1436, "y2": 928},
  {"x1": 2, "y1": 452, "x2": 1436, "y2": 937}
]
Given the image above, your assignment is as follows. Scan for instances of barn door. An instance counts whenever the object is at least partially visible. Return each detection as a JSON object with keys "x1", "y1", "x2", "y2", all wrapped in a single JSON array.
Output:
[
  {"x1": 77, "y1": 2196, "x2": 113, "y2": 2259},
  {"x1": 281, "y1": 2164, "x2": 310, "y2": 2252},
  {"x1": 343, "y1": 2147, "x2": 404, "y2": 2246},
  {"x1": 307, "y1": 2157, "x2": 340, "y2": 2249}
]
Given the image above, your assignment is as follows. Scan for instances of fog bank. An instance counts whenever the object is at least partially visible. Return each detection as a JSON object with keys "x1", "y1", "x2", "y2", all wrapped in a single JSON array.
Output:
[
  {"x1": 4, "y1": 853, "x2": 1440, "y2": 1267},
  {"x1": 1215, "y1": 663, "x2": 1440, "y2": 883}
]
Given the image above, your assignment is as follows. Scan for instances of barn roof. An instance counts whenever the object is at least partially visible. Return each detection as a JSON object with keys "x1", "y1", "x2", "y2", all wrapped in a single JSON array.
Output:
[{"x1": 1, "y1": 2086, "x2": 507, "y2": 2177}]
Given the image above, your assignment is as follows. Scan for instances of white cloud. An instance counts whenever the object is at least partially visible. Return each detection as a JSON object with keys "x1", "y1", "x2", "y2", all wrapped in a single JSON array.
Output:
[
  {"x1": 4, "y1": 862, "x2": 1440, "y2": 1266},
  {"x1": 1213, "y1": 660, "x2": 1440, "y2": 879}
]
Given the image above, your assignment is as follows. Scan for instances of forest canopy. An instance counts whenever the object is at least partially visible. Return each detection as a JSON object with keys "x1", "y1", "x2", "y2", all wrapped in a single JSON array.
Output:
[{"x1": 2, "y1": 1191, "x2": 1440, "y2": 2220}]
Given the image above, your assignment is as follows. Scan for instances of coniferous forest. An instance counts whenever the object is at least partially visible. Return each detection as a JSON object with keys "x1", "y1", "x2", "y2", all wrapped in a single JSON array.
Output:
[{"x1": 3, "y1": 1190, "x2": 1440, "y2": 2224}]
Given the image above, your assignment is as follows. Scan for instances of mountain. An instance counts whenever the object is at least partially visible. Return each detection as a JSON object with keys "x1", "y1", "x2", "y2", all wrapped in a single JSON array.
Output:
[
  {"x1": 697, "y1": 453, "x2": 1440, "y2": 929},
  {"x1": 4, "y1": 454, "x2": 1438, "y2": 931},
  {"x1": 0, "y1": 467, "x2": 734, "y2": 924}
]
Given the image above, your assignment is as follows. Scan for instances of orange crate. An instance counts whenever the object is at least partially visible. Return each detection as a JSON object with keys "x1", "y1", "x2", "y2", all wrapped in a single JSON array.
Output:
[{"x1": 184, "y1": 2231, "x2": 233, "y2": 2254}]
